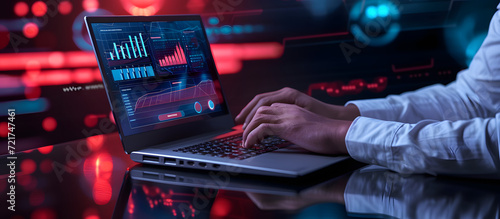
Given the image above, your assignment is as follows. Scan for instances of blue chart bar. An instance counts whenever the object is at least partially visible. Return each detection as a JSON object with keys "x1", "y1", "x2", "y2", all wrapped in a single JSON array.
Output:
[
  {"x1": 129, "y1": 69, "x2": 135, "y2": 79},
  {"x1": 141, "y1": 67, "x2": 147, "y2": 77},
  {"x1": 113, "y1": 43, "x2": 120, "y2": 60},
  {"x1": 129, "y1": 35, "x2": 137, "y2": 58},
  {"x1": 146, "y1": 66, "x2": 154, "y2": 77},
  {"x1": 126, "y1": 44, "x2": 131, "y2": 59},
  {"x1": 135, "y1": 67, "x2": 141, "y2": 78},
  {"x1": 110, "y1": 65, "x2": 155, "y2": 81},
  {"x1": 121, "y1": 45, "x2": 126, "y2": 59},
  {"x1": 111, "y1": 69, "x2": 122, "y2": 81},
  {"x1": 139, "y1": 33, "x2": 147, "y2": 57},
  {"x1": 135, "y1": 36, "x2": 142, "y2": 57},
  {"x1": 110, "y1": 52, "x2": 114, "y2": 60}
]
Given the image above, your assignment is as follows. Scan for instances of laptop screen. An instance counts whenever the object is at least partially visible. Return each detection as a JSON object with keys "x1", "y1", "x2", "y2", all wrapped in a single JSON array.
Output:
[{"x1": 90, "y1": 19, "x2": 227, "y2": 137}]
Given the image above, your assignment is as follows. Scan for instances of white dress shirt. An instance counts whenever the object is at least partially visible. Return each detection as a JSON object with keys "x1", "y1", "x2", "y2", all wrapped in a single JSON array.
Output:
[{"x1": 344, "y1": 4, "x2": 500, "y2": 176}]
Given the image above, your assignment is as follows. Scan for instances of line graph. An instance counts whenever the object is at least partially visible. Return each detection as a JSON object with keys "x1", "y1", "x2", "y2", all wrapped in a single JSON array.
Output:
[{"x1": 134, "y1": 80, "x2": 216, "y2": 111}]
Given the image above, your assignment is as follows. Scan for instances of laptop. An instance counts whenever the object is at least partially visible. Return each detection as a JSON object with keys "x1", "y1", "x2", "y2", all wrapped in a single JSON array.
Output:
[{"x1": 85, "y1": 15, "x2": 350, "y2": 177}]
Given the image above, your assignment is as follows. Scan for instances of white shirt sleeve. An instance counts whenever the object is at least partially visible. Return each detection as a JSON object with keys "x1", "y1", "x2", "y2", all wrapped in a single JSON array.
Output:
[{"x1": 344, "y1": 6, "x2": 500, "y2": 175}]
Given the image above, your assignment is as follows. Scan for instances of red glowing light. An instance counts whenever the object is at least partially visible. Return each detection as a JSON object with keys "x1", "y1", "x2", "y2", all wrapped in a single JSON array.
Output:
[
  {"x1": 308, "y1": 77, "x2": 388, "y2": 97},
  {"x1": 128, "y1": 194, "x2": 135, "y2": 214},
  {"x1": 25, "y1": 86, "x2": 41, "y2": 100},
  {"x1": 42, "y1": 117, "x2": 57, "y2": 132},
  {"x1": 93, "y1": 179, "x2": 112, "y2": 205},
  {"x1": 214, "y1": 60, "x2": 242, "y2": 75},
  {"x1": 84, "y1": 114, "x2": 99, "y2": 127},
  {"x1": 96, "y1": 153, "x2": 114, "y2": 173},
  {"x1": 121, "y1": 0, "x2": 162, "y2": 16},
  {"x1": 14, "y1": 2, "x2": 29, "y2": 17},
  {"x1": 211, "y1": 42, "x2": 283, "y2": 74},
  {"x1": 130, "y1": 0, "x2": 156, "y2": 8},
  {"x1": 73, "y1": 68, "x2": 95, "y2": 83},
  {"x1": 0, "y1": 122, "x2": 7, "y2": 137},
  {"x1": 48, "y1": 52, "x2": 64, "y2": 68},
  {"x1": 392, "y1": 58, "x2": 435, "y2": 73},
  {"x1": 32, "y1": 1, "x2": 48, "y2": 17},
  {"x1": 211, "y1": 198, "x2": 231, "y2": 217},
  {"x1": 58, "y1": 1, "x2": 72, "y2": 15},
  {"x1": 84, "y1": 153, "x2": 113, "y2": 182},
  {"x1": 0, "y1": 25, "x2": 10, "y2": 50},
  {"x1": 142, "y1": 185, "x2": 150, "y2": 195},
  {"x1": 86, "y1": 134, "x2": 104, "y2": 151},
  {"x1": 83, "y1": 208, "x2": 100, "y2": 219},
  {"x1": 40, "y1": 159, "x2": 53, "y2": 173},
  {"x1": 25, "y1": 60, "x2": 41, "y2": 71},
  {"x1": 38, "y1": 145, "x2": 53, "y2": 154},
  {"x1": 23, "y1": 22, "x2": 39, "y2": 38},
  {"x1": 187, "y1": 0, "x2": 206, "y2": 13},
  {"x1": 109, "y1": 111, "x2": 115, "y2": 124},
  {"x1": 21, "y1": 159, "x2": 36, "y2": 174},
  {"x1": 29, "y1": 190, "x2": 45, "y2": 206},
  {"x1": 83, "y1": 0, "x2": 99, "y2": 12},
  {"x1": 31, "y1": 208, "x2": 56, "y2": 219}
]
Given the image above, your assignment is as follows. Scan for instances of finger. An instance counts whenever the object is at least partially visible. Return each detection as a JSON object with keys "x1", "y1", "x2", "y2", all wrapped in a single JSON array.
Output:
[
  {"x1": 241, "y1": 94, "x2": 293, "y2": 129},
  {"x1": 235, "y1": 92, "x2": 273, "y2": 124},
  {"x1": 242, "y1": 107, "x2": 277, "y2": 145},
  {"x1": 244, "y1": 123, "x2": 279, "y2": 148}
]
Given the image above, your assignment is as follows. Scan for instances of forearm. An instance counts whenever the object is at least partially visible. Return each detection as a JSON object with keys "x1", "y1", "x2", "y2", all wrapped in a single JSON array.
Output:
[{"x1": 345, "y1": 116, "x2": 500, "y2": 176}]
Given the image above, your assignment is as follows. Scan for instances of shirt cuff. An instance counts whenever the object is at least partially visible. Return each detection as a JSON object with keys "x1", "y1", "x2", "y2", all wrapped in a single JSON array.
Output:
[
  {"x1": 346, "y1": 98, "x2": 397, "y2": 121},
  {"x1": 345, "y1": 116, "x2": 404, "y2": 168}
]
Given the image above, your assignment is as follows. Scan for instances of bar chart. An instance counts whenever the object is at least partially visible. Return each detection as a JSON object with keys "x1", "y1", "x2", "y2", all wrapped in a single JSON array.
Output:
[
  {"x1": 111, "y1": 65, "x2": 155, "y2": 81},
  {"x1": 158, "y1": 42, "x2": 187, "y2": 67},
  {"x1": 108, "y1": 33, "x2": 148, "y2": 61}
]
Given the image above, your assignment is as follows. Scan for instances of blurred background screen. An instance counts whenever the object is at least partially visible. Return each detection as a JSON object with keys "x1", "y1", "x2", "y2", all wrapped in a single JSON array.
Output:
[{"x1": 0, "y1": 0, "x2": 498, "y2": 154}]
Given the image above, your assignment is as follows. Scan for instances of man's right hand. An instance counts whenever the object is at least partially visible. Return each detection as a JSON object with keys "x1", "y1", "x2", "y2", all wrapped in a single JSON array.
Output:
[{"x1": 235, "y1": 87, "x2": 360, "y2": 129}]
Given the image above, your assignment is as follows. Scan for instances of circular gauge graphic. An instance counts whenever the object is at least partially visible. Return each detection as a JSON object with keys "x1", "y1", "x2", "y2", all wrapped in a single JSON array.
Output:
[
  {"x1": 349, "y1": 0, "x2": 401, "y2": 47},
  {"x1": 194, "y1": 101, "x2": 202, "y2": 113},
  {"x1": 208, "y1": 100, "x2": 215, "y2": 110}
]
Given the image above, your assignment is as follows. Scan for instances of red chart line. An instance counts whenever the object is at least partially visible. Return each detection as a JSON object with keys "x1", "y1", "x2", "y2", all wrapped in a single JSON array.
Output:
[
  {"x1": 391, "y1": 58, "x2": 435, "y2": 73},
  {"x1": 282, "y1": 32, "x2": 350, "y2": 45}
]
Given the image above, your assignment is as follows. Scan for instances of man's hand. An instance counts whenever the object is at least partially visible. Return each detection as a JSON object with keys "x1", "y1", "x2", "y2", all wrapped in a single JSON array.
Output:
[
  {"x1": 235, "y1": 87, "x2": 360, "y2": 129},
  {"x1": 242, "y1": 103, "x2": 352, "y2": 155}
]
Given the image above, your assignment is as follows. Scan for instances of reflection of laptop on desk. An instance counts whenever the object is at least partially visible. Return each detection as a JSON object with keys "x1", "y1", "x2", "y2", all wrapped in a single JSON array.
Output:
[
  {"x1": 113, "y1": 164, "x2": 360, "y2": 218},
  {"x1": 85, "y1": 15, "x2": 350, "y2": 177}
]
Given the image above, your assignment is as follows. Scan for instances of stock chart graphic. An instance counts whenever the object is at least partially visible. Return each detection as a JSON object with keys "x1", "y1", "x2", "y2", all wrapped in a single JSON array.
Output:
[
  {"x1": 149, "y1": 21, "x2": 209, "y2": 76},
  {"x1": 157, "y1": 42, "x2": 188, "y2": 67},
  {"x1": 121, "y1": 79, "x2": 220, "y2": 129},
  {"x1": 91, "y1": 20, "x2": 223, "y2": 136}
]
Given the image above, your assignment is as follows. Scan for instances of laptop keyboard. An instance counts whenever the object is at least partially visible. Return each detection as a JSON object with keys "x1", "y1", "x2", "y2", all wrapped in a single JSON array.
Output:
[{"x1": 173, "y1": 134, "x2": 290, "y2": 160}]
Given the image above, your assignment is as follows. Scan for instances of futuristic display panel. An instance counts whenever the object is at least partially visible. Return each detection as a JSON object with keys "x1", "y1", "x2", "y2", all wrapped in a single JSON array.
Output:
[{"x1": 91, "y1": 21, "x2": 224, "y2": 136}]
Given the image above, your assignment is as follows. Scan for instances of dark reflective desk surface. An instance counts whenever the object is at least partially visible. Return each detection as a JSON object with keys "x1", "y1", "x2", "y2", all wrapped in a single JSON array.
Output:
[{"x1": 2, "y1": 133, "x2": 500, "y2": 219}]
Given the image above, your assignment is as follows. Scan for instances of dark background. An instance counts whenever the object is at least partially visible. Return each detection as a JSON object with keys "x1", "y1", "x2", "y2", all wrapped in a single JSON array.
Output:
[{"x1": 0, "y1": 0, "x2": 498, "y2": 153}]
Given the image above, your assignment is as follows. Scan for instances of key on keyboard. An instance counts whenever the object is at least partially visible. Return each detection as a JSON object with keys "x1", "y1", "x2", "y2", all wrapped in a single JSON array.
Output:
[{"x1": 173, "y1": 134, "x2": 290, "y2": 160}]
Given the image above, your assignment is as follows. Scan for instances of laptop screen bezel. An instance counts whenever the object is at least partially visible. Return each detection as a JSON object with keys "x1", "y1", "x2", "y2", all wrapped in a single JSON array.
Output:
[{"x1": 85, "y1": 15, "x2": 235, "y2": 154}]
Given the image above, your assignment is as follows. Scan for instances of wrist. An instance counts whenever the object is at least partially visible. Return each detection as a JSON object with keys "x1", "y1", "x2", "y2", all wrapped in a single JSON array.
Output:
[
  {"x1": 340, "y1": 104, "x2": 361, "y2": 121},
  {"x1": 327, "y1": 119, "x2": 352, "y2": 155}
]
